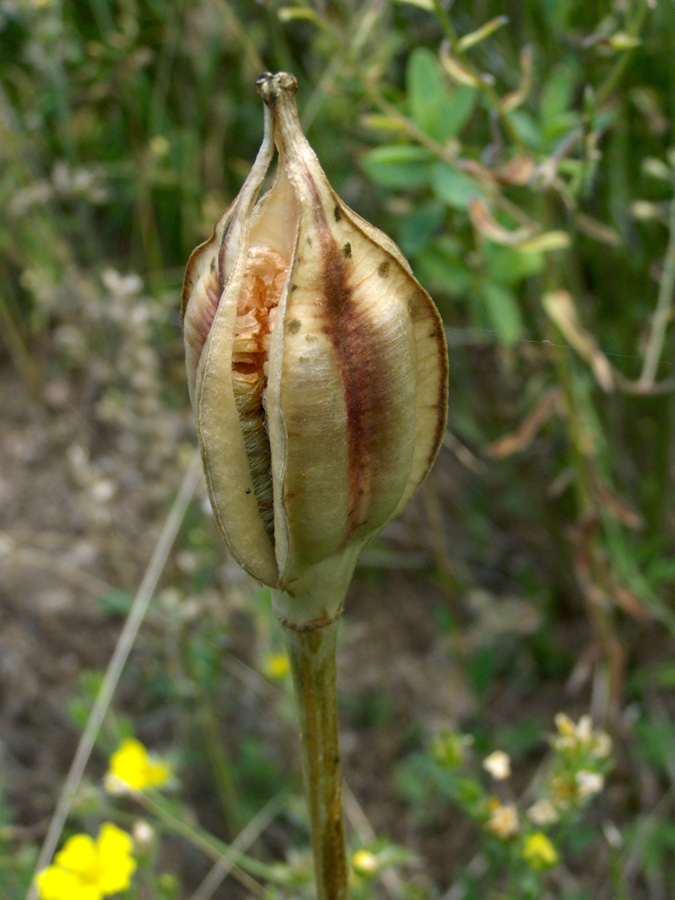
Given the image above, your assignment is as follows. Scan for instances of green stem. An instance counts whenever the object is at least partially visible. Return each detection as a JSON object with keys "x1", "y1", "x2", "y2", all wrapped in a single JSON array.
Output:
[
  {"x1": 135, "y1": 791, "x2": 289, "y2": 887},
  {"x1": 280, "y1": 616, "x2": 349, "y2": 900},
  {"x1": 431, "y1": 0, "x2": 526, "y2": 152},
  {"x1": 640, "y1": 185, "x2": 675, "y2": 386}
]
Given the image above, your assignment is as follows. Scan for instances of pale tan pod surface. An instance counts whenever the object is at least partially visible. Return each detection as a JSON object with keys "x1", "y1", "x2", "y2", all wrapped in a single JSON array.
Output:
[
  {"x1": 182, "y1": 201, "x2": 236, "y2": 408},
  {"x1": 331, "y1": 201, "x2": 449, "y2": 520},
  {"x1": 196, "y1": 259, "x2": 279, "y2": 586},
  {"x1": 259, "y1": 77, "x2": 447, "y2": 591},
  {"x1": 270, "y1": 215, "x2": 421, "y2": 588},
  {"x1": 182, "y1": 107, "x2": 280, "y2": 586},
  {"x1": 183, "y1": 72, "x2": 448, "y2": 614}
]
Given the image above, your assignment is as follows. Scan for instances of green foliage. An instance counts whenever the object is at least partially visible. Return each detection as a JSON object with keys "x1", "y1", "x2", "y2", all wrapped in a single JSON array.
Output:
[
  {"x1": 406, "y1": 48, "x2": 476, "y2": 142},
  {"x1": 361, "y1": 144, "x2": 433, "y2": 189},
  {"x1": 3, "y1": 0, "x2": 675, "y2": 897}
]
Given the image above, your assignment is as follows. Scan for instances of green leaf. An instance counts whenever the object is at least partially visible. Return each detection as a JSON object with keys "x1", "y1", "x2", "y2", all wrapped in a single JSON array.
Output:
[
  {"x1": 540, "y1": 62, "x2": 578, "y2": 123},
  {"x1": 416, "y1": 236, "x2": 471, "y2": 296},
  {"x1": 481, "y1": 282, "x2": 524, "y2": 345},
  {"x1": 407, "y1": 48, "x2": 444, "y2": 136},
  {"x1": 397, "y1": 201, "x2": 444, "y2": 255},
  {"x1": 486, "y1": 244, "x2": 545, "y2": 285},
  {"x1": 634, "y1": 718, "x2": 675, "y2": 773},
  {"x1": 441, "y1": 84, "x2": 478, "y2": 139},
  {"x1": 98, "y1": 589, "x2": 134, "y2": 615},
  {"x1": 406, "y1": 48, "x2": 476, "y2": 142},
  {"x1": 361, "y1": 143, "x2": 432, "y2": 189},
  {"x1": 394, "y1": 754, "x2": 433, "y2": 803},
  {"x1": 430, "y1": 161, "x2": 482, "y2": 209},
  {"x1": 510, "y1": 110, "x2": 543, "y2": 149}
]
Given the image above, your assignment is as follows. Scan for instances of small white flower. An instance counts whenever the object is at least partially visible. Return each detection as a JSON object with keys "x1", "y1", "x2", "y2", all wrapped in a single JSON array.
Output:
[
  {"x1": 527, "y1": 799, "x2": 560, "y2": 826},
  {"x1": 132, "y1": 820, "x2": 155, "y2": 846},
  {"x1": 483, "y1": 750, "x2": 511, "y2": 780},
  {"x1": 576, "y1": 715, "x2": 593, "y2": 743},
  {"x1": 576, "y1": 770, "x2": 604, "y2": 798},
  {"x1": 486, "y1": 802, "x2": 519, "y2": 839},
  {"x1": 592, "y1": 731, "x2": 613, "y2": 759},
  {"x1": 603, "y1": 821, "x2": 623, "y2": 849}
]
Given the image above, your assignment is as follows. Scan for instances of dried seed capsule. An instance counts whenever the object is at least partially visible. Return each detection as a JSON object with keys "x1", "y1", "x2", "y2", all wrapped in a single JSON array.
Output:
[{"x1": 182, "y1": 72, "x2": 448, "y2": 624}]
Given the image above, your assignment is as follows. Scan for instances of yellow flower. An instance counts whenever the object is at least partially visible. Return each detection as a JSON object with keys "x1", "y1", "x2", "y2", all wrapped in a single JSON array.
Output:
[
  {"x1": 522, "y1": 832, "x2": 558, "y2": 869},
  {"x1": 105, "y1": 738, "x2": 170, "y2": 793},
  {"x1": 352, "y1": 849, "x2": 379, "y2": 876},
  {"x1": 263, "y1": 652, "x2": 291, "y2": 681},
  {"x1": 36, "y1": 822, "x2": 136, "y2": 900}
]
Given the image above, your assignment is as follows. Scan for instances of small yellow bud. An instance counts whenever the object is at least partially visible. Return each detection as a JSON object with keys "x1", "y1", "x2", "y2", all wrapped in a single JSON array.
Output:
[
  {"x1": 263, "y1": 652, "x2": 291, "y2": 680},
  {"x1": 352, "y1": 849, "x2": 379, "y2": 875},
  {"x1": 432, "y1": 730, "x2": 473, "y2": 768},
  {"x1": 522, "y1": 832, "x2": 558, "y2": 869}
]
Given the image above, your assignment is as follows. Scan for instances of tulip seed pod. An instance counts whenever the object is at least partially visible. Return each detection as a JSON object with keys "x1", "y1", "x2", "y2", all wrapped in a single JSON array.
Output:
[{"x1": 182, "y1": 72, "x2": 448, "y2": 626}]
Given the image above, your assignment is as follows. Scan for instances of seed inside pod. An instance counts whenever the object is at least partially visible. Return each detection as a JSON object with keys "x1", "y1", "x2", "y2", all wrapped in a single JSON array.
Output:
[{"x1": 232, "y1": 245, "x2": 289, "y2": 537}]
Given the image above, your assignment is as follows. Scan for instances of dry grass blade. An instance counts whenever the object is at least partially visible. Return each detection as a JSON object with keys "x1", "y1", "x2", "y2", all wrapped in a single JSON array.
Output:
[
  {"x1": 187, "y1": 793, "x2": 285, "y2": 900},
  {"x1": 28, "y1": 451, "x2": 203, "y2": 899},
  {"x1": 487, "y1": 387, "x2": 562, "y2": 458},
  {"x1": 639, "y1": 189, "x2": 675, "y2": 386},
  {"x1": 343, "y1": 782, "x2": 405, "y2": 899},
  {"x1": 543, "y1": 290, "x2": 615, "y2": 392}
]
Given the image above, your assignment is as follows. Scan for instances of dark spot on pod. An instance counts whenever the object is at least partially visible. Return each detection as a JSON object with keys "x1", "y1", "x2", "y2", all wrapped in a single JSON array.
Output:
[
  {"x1": 378, "y1": 260, "x2": 390, "y2": 278},
  {"x1": 333, "y1": 755, "x2": 340, "y2": 765},
  {"x1": 306, "y1": 236, "x2": 312, "y2": 246},
  {"x1": 334, "y1": 205, "x2": 342, "y2": 222},
  {"x1": 343, "y1": 242, "x2": 352, "y2": 258},
  {"x1": 287, "y1": 319, "x2": 301, "y2": 334},
  {"x1": 290, "y1": 283, "x2": 297, "y2": 292},
  {"x1": 305, "y1": 334, "x2": 318, "y2": 343},
  {"x1": 407, "y1": 291, "x2": 428, "y2": 323},
  {"x1": 210, "y1": 258, "x2": 215, "y2": 272},
  {"x1": 245, "y1": 488, "x2": 251, "y2": 494}
]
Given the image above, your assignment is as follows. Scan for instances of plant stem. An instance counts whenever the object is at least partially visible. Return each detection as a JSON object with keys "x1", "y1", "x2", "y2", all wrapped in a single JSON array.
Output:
[
  {"x1": 640, "y1": 185, "x2": 675, "y2": 387},
  {"x1": 280, "y1": 615, "x2": 349, "y2": 900},
  {"x1": 430, "y1": 0, "x2": 526, "y2": 152},
  {"x1": 135, "y1": 791, "x2": 284, "y2": 889}
]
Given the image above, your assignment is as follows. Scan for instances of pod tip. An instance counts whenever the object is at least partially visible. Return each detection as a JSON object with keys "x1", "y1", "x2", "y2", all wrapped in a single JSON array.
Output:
[{"x1": 256, "y1": 71, "x2": 298, "y2": 107}]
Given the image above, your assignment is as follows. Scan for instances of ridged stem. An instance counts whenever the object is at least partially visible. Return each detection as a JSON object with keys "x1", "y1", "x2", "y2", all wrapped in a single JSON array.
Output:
[{"x1": 279, "y1": 615, "x2": 349, "y2": 900}]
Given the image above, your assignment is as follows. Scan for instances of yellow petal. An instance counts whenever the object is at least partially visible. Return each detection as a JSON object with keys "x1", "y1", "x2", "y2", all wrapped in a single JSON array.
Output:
[
  {"x1": 36, "y1": 867, "x2": 81, "y2": 900},
  {"x1": 96, "y1": 824, "x2": 137, "y2": 894},
  {"x1": 54, "y1": 834, "x2": 97, "y2": 876},
  {"x1": 108, "y1": 738, "x2": 147, "y2": 789},
  {"x1": 70, "y1": 886, "x2": 102, "y2": 900},
  {"x1": 96, "y1": 822, "x2": 134, "y2": 863},
  {"x1": 107, "y1": 738, "x2": 169, "y2": 790},
  {"x1": 98, "y1": 856, "x2": 136, "y2": 895}
]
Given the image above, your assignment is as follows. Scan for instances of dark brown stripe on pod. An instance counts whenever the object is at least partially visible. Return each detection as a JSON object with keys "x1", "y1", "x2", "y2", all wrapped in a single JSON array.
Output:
[{"x1": 315, "y1": 215, "x2": 402, "y2": 540}]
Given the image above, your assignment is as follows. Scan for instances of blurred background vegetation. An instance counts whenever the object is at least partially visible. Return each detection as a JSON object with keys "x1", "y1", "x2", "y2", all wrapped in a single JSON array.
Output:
[{"x1": 2, "y1": 0, "x2": 675, "y2": 898}]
